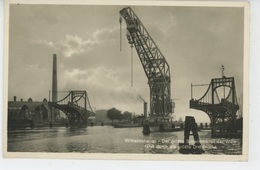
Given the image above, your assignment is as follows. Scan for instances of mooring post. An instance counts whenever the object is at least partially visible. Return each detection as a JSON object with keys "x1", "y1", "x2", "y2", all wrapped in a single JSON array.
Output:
[
  {"x1": 211, "y1": 116, "x2": 215, "y2": 138},
  {"x1": 179, "y1": 116, "x2": 205, "y2": 154},
  {"x1": 142, "y1": 120, "x2": 150, "y2": 135}
]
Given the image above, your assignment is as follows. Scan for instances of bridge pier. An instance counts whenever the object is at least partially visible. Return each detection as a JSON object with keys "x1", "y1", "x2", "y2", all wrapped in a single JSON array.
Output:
[{"x1": 208, "y1": 111, "x2": 239, "y2": 138}]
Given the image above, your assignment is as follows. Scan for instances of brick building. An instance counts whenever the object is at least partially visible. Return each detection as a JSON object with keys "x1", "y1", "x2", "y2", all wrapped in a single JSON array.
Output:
[{"x1": 8, "y1": 97, "x2": 53, "y2": 128}]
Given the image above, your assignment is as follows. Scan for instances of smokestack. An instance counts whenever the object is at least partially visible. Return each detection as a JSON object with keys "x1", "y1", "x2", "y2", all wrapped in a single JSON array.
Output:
[
  {"x1": 14, "y1": 96, "x2": 16, "y2": 102},
  {"x1": 52, "y1": 54, "x2": 58, "y2": 102},
  {"x1": 144, "y1": 102, "x2": 147, "y2": 118}
]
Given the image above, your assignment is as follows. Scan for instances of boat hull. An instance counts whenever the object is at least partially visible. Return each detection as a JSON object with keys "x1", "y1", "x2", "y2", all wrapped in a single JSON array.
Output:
[{"x1": 112, "y1": 123, "x2": 142, "y2": 128}]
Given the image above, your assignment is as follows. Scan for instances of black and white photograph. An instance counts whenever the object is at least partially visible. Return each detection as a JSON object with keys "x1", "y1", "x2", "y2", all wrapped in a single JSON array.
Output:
[{"x1": 3, "y1": 0, "x2": 249, "y2": 161}]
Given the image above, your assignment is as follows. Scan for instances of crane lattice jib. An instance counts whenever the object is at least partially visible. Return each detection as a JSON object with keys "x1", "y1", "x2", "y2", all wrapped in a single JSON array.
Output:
[{"x1": 120, "y1": 7, "x2": 172, "y2": 116}]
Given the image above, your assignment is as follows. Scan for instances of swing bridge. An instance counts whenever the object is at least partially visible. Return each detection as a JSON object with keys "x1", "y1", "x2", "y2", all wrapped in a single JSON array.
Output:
[
  {"x1": 48, "y1": 91, "x2": 95, "y2": 127},
  {"x1": 190, "y1": 77, "x2": 241, "y2": 138}
]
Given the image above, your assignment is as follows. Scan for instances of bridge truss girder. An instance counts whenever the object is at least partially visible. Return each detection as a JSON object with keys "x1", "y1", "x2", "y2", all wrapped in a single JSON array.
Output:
[
  {"x1": 190, "y1": 77, "x2": 240, "y2": 137},
  {"x1": 49, "y1": 91, "x2": 95, "y2": 127}
]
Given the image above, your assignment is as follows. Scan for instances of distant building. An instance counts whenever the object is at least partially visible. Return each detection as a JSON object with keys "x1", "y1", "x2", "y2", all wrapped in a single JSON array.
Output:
[{"x1": 8, "y1": 96, "x2": 53, "y2": 128}]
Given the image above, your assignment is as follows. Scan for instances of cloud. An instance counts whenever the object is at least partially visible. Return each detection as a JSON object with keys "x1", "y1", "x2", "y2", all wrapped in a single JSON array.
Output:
[
  {"x1": 32, "y1": 35, "x2": 94, "y2": 58},
  {"x1": 61, "y1": 35, "x2": 95, "y2": 58},
  {"x1": 57, "y1": 66, "x2": 148, "y2": 112},
  {"x1": 92, "y1": 28, "x2": 117, "y2": 43},
  {"x1": 33, "y1": 27, "x2": 118, "y2": 58}
]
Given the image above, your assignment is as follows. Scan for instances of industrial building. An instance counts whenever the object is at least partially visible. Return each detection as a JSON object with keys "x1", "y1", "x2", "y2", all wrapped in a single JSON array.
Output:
[{"x1": 8, "y1": 97, "x2": 53, "y2": 128}]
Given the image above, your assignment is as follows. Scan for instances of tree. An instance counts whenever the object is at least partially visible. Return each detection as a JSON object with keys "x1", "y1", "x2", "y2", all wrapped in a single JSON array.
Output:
[
  {"x1": 122, "y1": 111, "x2": 132, "y2": 120},
  {"x1": 107, "y1": 108, "x2": 121, "y2": 124}
]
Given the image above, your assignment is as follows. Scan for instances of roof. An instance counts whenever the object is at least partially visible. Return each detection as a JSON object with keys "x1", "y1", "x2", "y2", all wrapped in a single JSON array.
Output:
[{"x1": 8, "y1": 101, "x2": 50, "y2": 112}]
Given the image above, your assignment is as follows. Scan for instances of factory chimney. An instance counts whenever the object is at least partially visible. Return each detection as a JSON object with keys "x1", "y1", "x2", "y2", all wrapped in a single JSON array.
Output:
[
  {"x1": 143, "y1": 101, "x2": 147, "y2": 118},
  {"x1": 52, "y1": 54, "x2": 58, "y2": 102}
]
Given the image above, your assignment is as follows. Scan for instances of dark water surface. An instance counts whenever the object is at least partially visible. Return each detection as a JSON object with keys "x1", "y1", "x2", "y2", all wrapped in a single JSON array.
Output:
[{"x1": 8, "y1": 126, "x2": 242, "y2": 154}]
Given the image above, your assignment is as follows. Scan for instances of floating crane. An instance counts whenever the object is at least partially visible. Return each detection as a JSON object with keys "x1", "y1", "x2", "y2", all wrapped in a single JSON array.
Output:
[{"x1": 120, "y1": 7, "x2": 174, "y2": 118}]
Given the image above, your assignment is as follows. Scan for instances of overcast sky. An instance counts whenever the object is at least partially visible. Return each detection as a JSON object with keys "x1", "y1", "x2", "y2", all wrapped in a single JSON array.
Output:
[{"x1": 8, "y1": 5, "x2": 244, "y2": 122}]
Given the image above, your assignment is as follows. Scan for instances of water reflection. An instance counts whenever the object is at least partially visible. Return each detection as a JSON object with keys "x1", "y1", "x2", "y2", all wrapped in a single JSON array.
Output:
[{"x1": 7, "y1": 126, "x2": 242, "y2": 154}]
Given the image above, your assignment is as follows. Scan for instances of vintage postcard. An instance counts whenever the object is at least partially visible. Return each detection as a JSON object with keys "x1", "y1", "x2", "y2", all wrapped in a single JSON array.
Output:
[{"x1": 3, "y1": 0, "x2": 249, "y2": 161}]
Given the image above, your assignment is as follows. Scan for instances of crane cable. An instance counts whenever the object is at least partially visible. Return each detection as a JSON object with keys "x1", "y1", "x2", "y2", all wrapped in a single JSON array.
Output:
[
  {"x1": 119, "y1": 15, "x2": 122, "y2": 52},
  {"x1": 131, "y1": 44, "x2": 133, "y2": 87},
  {"x1": 120, "y1": 15, "x2": 134, "y2": 87}
]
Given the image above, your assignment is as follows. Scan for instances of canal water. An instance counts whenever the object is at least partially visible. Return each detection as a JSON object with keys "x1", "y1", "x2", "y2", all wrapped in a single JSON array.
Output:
[{"x1": 8, "y1": 126, "x2": 242, "y2": 154}]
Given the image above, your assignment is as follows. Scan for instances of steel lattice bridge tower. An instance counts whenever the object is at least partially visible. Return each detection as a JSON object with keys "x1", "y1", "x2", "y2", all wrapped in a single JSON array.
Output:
[
  {"x1": 190, "y1": 77, "x2": 240, "y2": 138},
  {"x1": 120, "y1": 7, "x2": 173, "y2": 117},
  {"x1": 49, "y1": 91, "x2": 95, "y2": 127}
]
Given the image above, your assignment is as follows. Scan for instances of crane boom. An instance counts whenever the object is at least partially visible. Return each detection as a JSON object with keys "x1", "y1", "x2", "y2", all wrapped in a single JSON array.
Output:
[{"x1": 120, "y1": 7, "x2": 173, "y2": 117}]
